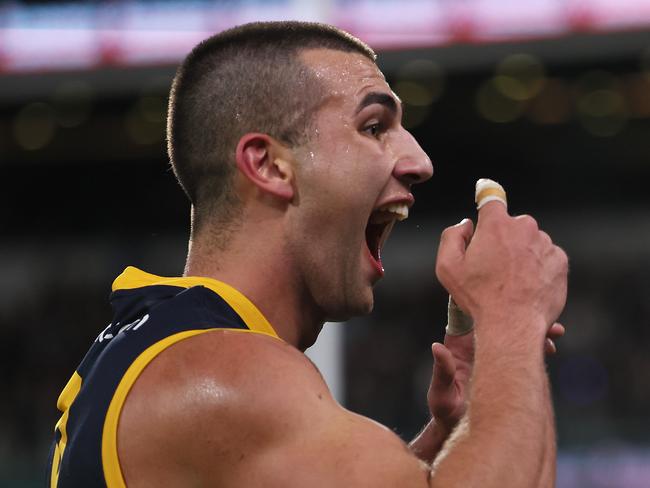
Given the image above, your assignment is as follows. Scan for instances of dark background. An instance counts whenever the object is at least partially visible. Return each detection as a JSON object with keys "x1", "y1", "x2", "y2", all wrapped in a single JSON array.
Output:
[{"x1": 1, "y1": 25, "x2": 650, "y2": 487}]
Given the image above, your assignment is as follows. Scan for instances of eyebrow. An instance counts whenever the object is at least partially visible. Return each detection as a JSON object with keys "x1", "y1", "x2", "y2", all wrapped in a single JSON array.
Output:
[{"x1": 354, "y1": 91, "x2": 400, "y2": 115}]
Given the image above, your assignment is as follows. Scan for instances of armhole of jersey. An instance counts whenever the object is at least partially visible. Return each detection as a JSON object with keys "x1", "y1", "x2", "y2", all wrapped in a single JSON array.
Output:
[{"x1": 101, "y1": 327, "x2": 278, "y2": 488}]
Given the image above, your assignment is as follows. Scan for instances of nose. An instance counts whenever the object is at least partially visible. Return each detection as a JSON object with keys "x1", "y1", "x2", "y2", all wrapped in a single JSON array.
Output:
[{"x1": 392, "y1": 130, "x2": 433, "y2": 186}]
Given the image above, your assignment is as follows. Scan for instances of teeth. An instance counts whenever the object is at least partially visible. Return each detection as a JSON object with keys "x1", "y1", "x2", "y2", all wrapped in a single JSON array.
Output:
[{"x1": 375, "y1": 202, "x2": 409, "y2": 221}]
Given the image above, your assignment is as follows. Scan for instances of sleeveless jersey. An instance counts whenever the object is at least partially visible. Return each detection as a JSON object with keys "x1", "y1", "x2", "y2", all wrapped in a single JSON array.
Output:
[{"x1": 47, "y1": 266, "x2": 279, "y2": 488}]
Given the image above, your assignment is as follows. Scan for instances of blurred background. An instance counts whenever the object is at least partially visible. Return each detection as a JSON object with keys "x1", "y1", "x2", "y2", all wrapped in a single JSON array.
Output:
[{"x1": 1, "y1": 0, "x2": 650, "y2": 486}]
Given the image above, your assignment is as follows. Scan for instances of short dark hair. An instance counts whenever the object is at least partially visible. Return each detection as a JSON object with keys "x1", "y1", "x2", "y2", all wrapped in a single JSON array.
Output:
[{"x1": 167, "y1": 21, "x2": 376, "y2": 235}]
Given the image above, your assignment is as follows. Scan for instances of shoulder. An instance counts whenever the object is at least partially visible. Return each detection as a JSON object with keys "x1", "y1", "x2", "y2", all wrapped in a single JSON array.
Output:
[
  {"x1": 152, "y1": 328, "x2": 330, "y2": 404},
  {"x1": 117, "y1": 329, "x2": 331, "y2": 484}
]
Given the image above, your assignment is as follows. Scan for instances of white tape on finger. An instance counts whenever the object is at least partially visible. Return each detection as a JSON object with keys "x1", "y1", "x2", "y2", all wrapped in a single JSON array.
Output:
[
  {"x1": 445, "y1": 296, "x2": 474, "y2": 336},
  {"x1": 475, "y1": 178, "x2": 507, "y2": 210}
]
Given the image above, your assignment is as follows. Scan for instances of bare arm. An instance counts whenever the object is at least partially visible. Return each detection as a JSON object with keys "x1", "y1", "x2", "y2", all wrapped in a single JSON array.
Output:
[
  {"x1": 411, "y1": 324, "x2": 564, "y2": 469},
  {"x1": 411, "y1": 276, "x2": 566, "y2": 468},
  {"x1": 117, "y1": 201, "x2": 567, "y2": 488},
  {"x1": 539, "y1": 371, "x2": 557, "y2": 487},
  {"x1": 431, "y1": 317, "x2": 550, "y2": 487},
  {"x1": 430, "y1": 202, "x2": 567, "y2": 487},
  {"x1": 118, "y1": 330, "x2": 434, "y2": 488}
]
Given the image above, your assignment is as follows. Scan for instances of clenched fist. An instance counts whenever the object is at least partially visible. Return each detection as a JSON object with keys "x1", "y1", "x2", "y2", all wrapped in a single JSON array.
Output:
[{"x1": 435, "y1": 200, "x2": 568, "y2": 340}]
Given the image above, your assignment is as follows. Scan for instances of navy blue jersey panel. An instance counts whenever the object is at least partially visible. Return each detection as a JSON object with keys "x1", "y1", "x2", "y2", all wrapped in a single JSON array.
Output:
[{"x1": 48, "y1": 283, "x2": 250, "y2": 488}]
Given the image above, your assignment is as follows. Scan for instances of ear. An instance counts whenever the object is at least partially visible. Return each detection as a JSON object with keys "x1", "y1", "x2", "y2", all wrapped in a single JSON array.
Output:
[{"x1": 235, "y1": 133, "x2": 295, "y2": 202}]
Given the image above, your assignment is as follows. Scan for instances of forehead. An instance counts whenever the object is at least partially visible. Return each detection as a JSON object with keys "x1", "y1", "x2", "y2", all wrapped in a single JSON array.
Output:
[{"x1": 299, "y1": 48, "x2": 391, "y2": 106}]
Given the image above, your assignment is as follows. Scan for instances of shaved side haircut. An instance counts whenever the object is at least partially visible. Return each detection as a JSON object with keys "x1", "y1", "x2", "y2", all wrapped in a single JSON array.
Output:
[{"x1": 167, "y1": 21, "x2": 376, "y2": 239}]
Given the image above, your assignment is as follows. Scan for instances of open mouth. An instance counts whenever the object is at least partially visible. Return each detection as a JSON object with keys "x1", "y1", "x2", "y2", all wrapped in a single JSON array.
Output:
[{"x1": 364, "y1": 203, "x2": 409, "y2": 271}]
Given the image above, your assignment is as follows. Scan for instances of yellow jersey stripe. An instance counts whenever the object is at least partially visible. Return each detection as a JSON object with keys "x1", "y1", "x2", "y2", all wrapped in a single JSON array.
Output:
[
  {"x1": 51, "y1": 372, "x2": 83, "y2": 488},
  {"x1": 111, "y1": 267, "x2": 278, "y2": 339}
]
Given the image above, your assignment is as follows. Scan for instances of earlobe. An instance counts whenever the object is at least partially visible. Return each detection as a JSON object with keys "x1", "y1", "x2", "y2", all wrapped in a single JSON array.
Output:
[{"x1": 235, "y1": 133, "x2": 295, "y2": 202}]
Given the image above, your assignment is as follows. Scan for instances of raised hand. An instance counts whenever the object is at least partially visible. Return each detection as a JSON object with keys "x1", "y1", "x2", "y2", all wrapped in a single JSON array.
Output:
[{"x1": 435, "y1": 202, "x2": 568, "y2": 341}]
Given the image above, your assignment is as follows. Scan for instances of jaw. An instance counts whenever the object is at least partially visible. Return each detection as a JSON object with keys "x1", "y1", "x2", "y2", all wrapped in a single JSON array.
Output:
[{"x1": 289, "y1": 203, "x2": 402, "y2": 323}]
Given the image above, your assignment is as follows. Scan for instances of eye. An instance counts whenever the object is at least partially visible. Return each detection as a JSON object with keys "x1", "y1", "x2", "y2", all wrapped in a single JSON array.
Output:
[{"x1": 363, "y1": 122, "x2": 383, "y2": 138}]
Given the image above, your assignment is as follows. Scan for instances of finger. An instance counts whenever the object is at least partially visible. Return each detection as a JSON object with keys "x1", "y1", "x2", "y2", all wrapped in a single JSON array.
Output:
[
  {"x1": 446, "y1": 296, "x2": 474, "y2": 336},
  {"x1": 444, "y1": 330, "x2": 475, "y2": 365},
  {"x1": 476, "y1": 200, "x2": 509, "y2": 233},
  {"x1": 547, "y1": 322, "x2": 565, "y2": 340},
  {"x1": 436, "y1": 219, "x2": 474, "y2": 281},
  {"x1": 544, "y1": 338, "x2": 557, "y2": 355},
  {"x1": 441, "y1": 218, "x2": 474, "y2": 251},
  {"x1": 475, "y1": 178, "x2": 508, "y2": 210},
  {"x1": 475, "y1": 178, "x2": 509, "y2": 230},
  {"x1": 539, "y1": 230, "x2": 553, "y2": 247},
  {"x1": 431, "y1": 342, "x2": 456, "y2": 387}
]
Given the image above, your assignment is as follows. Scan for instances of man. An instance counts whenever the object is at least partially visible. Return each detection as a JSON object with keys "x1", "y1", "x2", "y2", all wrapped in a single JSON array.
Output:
[{"x1": 48, "y1": 21, "x2": 568, "y2": 487}]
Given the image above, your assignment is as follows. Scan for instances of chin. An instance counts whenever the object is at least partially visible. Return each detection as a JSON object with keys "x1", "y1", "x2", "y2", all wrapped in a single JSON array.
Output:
[{"x1": 324, "y1": 289, "x2": 375, "y2": 322}]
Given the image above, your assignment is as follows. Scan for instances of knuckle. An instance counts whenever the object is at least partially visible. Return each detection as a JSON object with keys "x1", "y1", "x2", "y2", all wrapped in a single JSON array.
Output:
[
  {"x1": 557, "y1": 247, "x2": 569, "y2": 268},
  {"x1": 440, "y1": 224, "x2": 457, "y2": 240},
  {"x1": 436, "y1": 259, "x2": 461, "y2": 288},
  {"x1": 516, "y1": 214, "x2": 538, "y2": 231},
  {"x1": 435, "y1": 259, "x2": 451, "y2": 280}
]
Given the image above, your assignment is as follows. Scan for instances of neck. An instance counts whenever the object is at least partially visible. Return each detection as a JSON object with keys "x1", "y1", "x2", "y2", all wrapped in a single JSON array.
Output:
[{"x1": 184, "y1": 213, "x2": 323, "y2": 351}]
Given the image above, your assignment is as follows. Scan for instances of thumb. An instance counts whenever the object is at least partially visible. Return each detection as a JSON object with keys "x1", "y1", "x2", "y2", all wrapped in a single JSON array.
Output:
[{"x1": 436, "y1": 218, "x2": 474, "y2": 284}]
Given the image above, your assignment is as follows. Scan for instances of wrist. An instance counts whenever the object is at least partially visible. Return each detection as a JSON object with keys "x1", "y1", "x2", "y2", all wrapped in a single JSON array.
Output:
[{"x1": 473, "y1": 309, "x2": 549, "y2": 340}]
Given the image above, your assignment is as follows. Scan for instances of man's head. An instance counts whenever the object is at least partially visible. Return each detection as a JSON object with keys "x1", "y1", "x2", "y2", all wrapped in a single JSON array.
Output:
[
  {"x1": 167, "y1": 21, "x2": 376, "y2": 240},
  {"x1": 170, "y1": 21, "x2": 432, "y2": 325}
]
